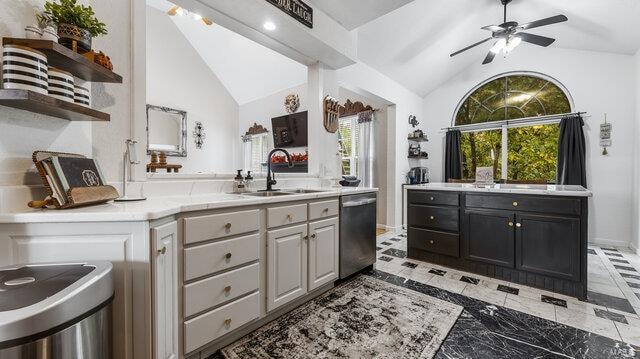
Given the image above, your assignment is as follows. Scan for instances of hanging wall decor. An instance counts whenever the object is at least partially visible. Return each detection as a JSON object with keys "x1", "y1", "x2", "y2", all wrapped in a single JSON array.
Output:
[
  {"x1": 409, "y1": 115, "x2": 419, "y2": 128},
  {"x1": 323, "y1": 95, "x2": 340, "y2": 133},
  {"x1": 193, "y1": 121, "x2": 205, "y2": 149},
  {"x1": 600, "y1": 114, "x2": 611, "y2": 155},
  {"x1": 284, "y1": 93, "x2": 300, "y2": 114}
]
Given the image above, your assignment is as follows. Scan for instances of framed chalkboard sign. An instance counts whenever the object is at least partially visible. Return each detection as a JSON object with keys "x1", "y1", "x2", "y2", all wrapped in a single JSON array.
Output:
[{"x1": 265, "y1": 0, "x2": 313, "y2": 28}]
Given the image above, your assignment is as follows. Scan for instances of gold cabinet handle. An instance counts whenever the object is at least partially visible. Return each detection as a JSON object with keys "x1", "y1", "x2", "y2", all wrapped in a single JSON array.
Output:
[
  {"x1": 322, "y1": 208, "x2": 329, "y2": 213},
  {"x1": 303, "y1": 235, "x2": 309, "y2": 240},
  {"x1": 311, "y1": 233, "x2": 317, "y2": 239},
  {"x1": 224, "y1": 318, "x2": 232, "y2": 326},
  {"x1": 508, "y1": 222, "x2": 514, "y2": 227},
  {"x1": 516, "y1": 223, "x2": 522, "y2": 228},
  {"x1": 225, "y1": 252, "x2": 232, "y2": 259},
  {"x1": 157, "y1": 246, "x2": 166, "y2": 255},
  {"x1": 286, "y1": 214, "x2": 293, "y2": 221},
  {"x1": 512, "y1": 201, "x2": 518, "y2": 207},
  {"x1": 224, "y1": 223, "x2": 232, "y2": 230},
  {"x1": 224, "y1": 285, "x2": 231, "y2": 293}
]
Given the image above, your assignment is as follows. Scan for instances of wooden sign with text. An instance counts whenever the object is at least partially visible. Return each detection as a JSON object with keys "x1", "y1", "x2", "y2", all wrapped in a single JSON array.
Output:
[{"x1": 265, "y1": 0, "x2": 313, "y2": 28}]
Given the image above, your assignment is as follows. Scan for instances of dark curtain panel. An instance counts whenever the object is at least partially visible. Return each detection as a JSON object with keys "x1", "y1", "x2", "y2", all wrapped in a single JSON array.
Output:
[
  {"x1": 556, "y1": 115, "x2": 587, "y2": 187},
  {"x1": 445, "y1": 130, "x2": 463, "y2": 182}
]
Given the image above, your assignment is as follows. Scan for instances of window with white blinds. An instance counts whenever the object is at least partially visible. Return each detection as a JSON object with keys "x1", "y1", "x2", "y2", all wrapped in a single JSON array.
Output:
[
  {"x1": 339, "y1": 116, "x2": 360, "y2": 177},
  {"x1": 244, "y1": 133, "x2": 269, "y2": 174}
]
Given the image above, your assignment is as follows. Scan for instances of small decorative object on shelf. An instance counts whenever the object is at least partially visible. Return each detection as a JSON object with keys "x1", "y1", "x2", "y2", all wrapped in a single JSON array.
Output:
[
  {"x1": 25, "y1": 25, "x2": 43, "y2": 39},
  {"x1": 48, "y1": 67, "x2": 75, "y2": 102},
  {"x1": 408, "y1": 129, "x2": 428, "y2": 142},
  {"x1": 73, "y1": 80, "x2": 90, "y2": 107},
  {"x1": 28, "y1": 150, "x2": 119, "y2": 209},
  {"x1": 271, "y1": 151, "x2": 309, "y2": 173},
  {"x1": 193, "y1": 121, "x2": 205, "y2": 149},
  {"x1": 40, "y1": 0, "x2": 108, "y2": 54},
  {"x1": 2, "y1": 45, "x2": 49, "y2": 95},
  {"x1": 284, "y1": 93, "x2": 300, "y2": 114},
  {"x1": 408, "y1": 114, "x2": 419, "y2": 128},
  {"x1": 408, "y1": 144, "x2": 428, "y2": 159},
  {"x1": 147, "y1": 151, "x2": 182, "y2": 173},
  {"x1": 323, "y1": 95, "x2": 340, "y2": 133}
]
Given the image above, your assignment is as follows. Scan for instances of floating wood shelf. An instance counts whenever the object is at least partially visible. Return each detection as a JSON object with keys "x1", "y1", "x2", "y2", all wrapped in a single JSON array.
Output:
[
  {"x1": 407, "y1": 155, "x2": 428, "y2": 160},
  {"x1": 3, "y1": 37, "x2": 123, "y2": 83},
  {"x1": 0, "y1": 89, "x2": 110, "y2": 122}
]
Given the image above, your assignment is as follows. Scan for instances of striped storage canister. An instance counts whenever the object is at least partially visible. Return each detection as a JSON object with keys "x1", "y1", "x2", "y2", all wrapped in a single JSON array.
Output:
[
  {"x1": 48, "y1": 67, "x2": 75, "y2": 102},
  {"x1": 2, "y1": 45, "x2": 49, "y2": 94},
  {"x1": 74, "y1": 80, "x2": 91, "y2": 107}
]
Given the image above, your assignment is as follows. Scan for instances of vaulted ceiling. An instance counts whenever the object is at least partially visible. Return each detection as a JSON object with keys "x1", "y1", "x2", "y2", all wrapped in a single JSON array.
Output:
[{"x1": 352, "y1": 0, "x2": 640, "y2": 97}]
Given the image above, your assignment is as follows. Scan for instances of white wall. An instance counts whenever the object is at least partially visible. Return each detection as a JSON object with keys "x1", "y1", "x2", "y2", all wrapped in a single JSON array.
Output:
[
  {"x1": 422, "y1": 46, "x2": 637, "y2": 247},
  {"x1": 238, "y1": 84, "x2": 308, "y2": 142},
  {"x1": 146, "y1": 6, "x2": 239, "y2": 174}
]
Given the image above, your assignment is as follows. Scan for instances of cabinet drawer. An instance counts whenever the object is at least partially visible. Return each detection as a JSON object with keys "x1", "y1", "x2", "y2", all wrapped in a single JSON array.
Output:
[
  {"x1": 184, "y1": 263, "x2": 259, "y2": 317},
  {"x1": 184, "y1": 234, "x2": 259, "y2": 281},
  {"x1": 267, "y1": 203, "x2": 308, "y2": 228},
  {"x1": 408, "y1": 227, "x2": 459, "y2": 257},
  {"x1": 409, "y1": 190, "x2": 459, "y2": 206},
  {"x1": 184, "y1": 209, "x2": 259, "y2": 245},
  {"x1": 309, "y1": 200, "x2": 339, "y2": 220},
  {"x1": 465, "y1": 194, "x2": 581, "y2": 215},
  {"x1": 184, "y1": 292, "x2": 259, "y2": 354},
  {"x1": 408, "y1": 204, "x2": 459, "y2": 232}
]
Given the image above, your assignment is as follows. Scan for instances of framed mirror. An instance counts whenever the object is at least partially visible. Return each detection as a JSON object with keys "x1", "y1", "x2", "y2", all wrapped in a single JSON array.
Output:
[{"x1": 146, "y1": 104, "x2": 187, "y2": 157}]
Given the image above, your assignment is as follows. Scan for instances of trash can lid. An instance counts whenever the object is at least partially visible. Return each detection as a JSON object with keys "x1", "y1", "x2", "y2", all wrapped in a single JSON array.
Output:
[{"x1": 0, "y1": 261, "x2": 113, "y2": 346}]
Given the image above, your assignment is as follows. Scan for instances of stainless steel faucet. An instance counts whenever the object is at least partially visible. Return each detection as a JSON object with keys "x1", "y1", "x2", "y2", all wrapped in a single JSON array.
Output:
[{"x1": 265, "y1": 148, "x2": 294, "y2": 192}]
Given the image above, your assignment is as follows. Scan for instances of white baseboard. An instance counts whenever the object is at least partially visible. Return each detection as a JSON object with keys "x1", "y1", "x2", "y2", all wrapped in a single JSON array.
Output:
[{"x1": 589, "y1": 237, "x2": 632, "y2": 250}]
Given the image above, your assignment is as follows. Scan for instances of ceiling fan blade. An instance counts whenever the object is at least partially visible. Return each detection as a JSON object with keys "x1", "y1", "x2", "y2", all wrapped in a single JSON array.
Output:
[
  {"x1": 481, "y1": 25, "x2": 504, "y2": 32},
  {"x1": 450, "y1": 38, "x2": 493, "y2": 57},
  {"x1": 519, "y1": 15, "x2": 568, "y2": 30},
  {"x1": 517, "y1": 32, "x2": 556, "y2": 47},
  {"x1": 482, "y1": 50, "x2": 497, "y2": 65}
]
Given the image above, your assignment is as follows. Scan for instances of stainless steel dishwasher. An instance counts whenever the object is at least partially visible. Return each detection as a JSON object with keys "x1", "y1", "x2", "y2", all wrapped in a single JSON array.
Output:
[{"x1": 339, "y1": 192, "x2": 377, "y2": 279}]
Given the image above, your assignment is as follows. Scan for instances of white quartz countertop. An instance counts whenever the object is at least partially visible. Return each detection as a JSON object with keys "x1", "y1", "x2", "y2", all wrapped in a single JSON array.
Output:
[
  {"x1": 405, "y1": 183, "x2": 592, "y2": 197},
  {"x1": 0, "y1": 187, "x2": 377, "y2": 224}
]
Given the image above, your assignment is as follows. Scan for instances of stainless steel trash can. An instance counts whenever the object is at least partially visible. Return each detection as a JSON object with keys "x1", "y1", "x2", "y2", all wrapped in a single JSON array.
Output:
[{"x1": 0, "y1": 261, "x2": 114, "y2": 359}]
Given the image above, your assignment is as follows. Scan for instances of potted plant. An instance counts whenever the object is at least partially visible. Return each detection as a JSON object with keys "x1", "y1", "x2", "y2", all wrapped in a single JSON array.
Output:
[{"x1": 40, "y1": 0, "x2": 107, "y2": 53}]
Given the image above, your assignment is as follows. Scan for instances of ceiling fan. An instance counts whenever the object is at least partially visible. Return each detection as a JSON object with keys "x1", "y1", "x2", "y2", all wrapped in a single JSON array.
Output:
[
  {"x1": 167, "y1": 5, "x2": 213, "y2": 26},
  {"x1": 450, "y1": 0, "x2": 568, "y2": 64}
]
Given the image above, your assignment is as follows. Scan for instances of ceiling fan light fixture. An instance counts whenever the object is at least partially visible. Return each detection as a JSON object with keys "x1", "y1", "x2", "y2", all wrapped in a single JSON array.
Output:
[
  {"x1": 504, "y1": 36, "x2": 522, "y2": 53},
  {"x1": 490, "y1": 39, "x2": 507, "y2": 54}
]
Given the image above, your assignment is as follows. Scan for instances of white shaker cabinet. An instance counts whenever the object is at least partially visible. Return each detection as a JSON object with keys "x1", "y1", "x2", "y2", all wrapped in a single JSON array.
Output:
[
  {"x1": 308, "y1": 217, "x2": 339, "y2": 291},
  {"x1": 266, "y1": 223, "x2": 308, "y2": 311},
  {"x1": 151, "y1": 221, "x2": 179, "y2": 359}
]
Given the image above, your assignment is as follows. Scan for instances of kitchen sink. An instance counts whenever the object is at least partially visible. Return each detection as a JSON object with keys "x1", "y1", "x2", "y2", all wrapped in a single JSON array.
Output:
[
  {"x1": 283, "y1": 189, "x2": 327, "y2": 194},
  {"x1": 241, "y1": 191, "x2": 294, "y2": 197}
]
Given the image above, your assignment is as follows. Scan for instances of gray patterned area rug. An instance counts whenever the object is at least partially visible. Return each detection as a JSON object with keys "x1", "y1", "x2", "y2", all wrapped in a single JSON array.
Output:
[{"x1": 222, "y1": 275, "x2": 463, "y2": 359}]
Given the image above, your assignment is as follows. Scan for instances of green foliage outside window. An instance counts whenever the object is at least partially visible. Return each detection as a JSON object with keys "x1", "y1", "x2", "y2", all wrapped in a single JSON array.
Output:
[{"x1": 455, "y1": 74, "x2": 570, "y2": 182}]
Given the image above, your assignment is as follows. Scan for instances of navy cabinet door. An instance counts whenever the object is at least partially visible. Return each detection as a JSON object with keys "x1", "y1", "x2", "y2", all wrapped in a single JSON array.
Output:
[
  {"x1": 515, "y1": 213, "x2": 580, "y2": 281},
  {"x1": 463, "y1": 209, "x2": 515, "y2": 267}
]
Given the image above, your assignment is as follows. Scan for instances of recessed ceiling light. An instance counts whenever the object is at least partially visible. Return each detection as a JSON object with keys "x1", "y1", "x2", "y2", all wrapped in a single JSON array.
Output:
[{"x1": 263, "y1": 21, "x2": 276, "y2": 31}]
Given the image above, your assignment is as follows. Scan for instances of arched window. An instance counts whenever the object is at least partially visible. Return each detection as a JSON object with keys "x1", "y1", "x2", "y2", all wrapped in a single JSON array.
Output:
[{"x1": 453, "y1": 72, "x2": 572, "y2": 182}]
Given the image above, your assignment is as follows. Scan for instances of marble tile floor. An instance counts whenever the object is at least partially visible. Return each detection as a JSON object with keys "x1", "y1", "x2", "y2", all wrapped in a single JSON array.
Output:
[{"x1": 376, "y1": 231, "x2": 640, "y2": 354}]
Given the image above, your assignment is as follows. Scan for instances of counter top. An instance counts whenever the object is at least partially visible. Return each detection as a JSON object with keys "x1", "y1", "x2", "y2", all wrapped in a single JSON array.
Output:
[
  {"x1": 405, "y1": 183, "x2": 592, "y2": 197},
  {"x1": 0, "y1": 187, "x2": 377, "y2": 224}
]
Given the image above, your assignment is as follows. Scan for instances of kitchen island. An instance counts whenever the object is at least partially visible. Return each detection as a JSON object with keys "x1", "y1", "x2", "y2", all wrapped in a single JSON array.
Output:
[{"x1": 405, "y1": 183, "x2": 592, "y2": 299}]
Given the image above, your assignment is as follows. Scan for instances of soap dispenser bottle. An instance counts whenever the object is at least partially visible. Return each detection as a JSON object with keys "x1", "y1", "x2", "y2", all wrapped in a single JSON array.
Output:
[
  {"x1": 245, "y1": 171, "x2": 254, "y2": 192},
  {"x1": 234, "y1": 170, "x2": 246, "y2": 193}
]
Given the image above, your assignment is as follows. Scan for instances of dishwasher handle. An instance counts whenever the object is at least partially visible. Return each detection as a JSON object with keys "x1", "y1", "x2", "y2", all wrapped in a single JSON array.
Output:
[{"x1": 342, "y1": 198, "x2": 377, "y2": 208}]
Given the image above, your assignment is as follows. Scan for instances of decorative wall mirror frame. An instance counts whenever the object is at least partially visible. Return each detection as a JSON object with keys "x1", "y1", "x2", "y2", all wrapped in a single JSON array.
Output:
[{"x1": 146, "y1": 104, "x2": 188, "y2": 157}]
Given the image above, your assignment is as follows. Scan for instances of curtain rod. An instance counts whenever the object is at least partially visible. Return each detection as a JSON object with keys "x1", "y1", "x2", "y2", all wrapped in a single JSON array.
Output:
[{"x1": 439, "y1": 112, "x2": 589, "y2": 133}]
